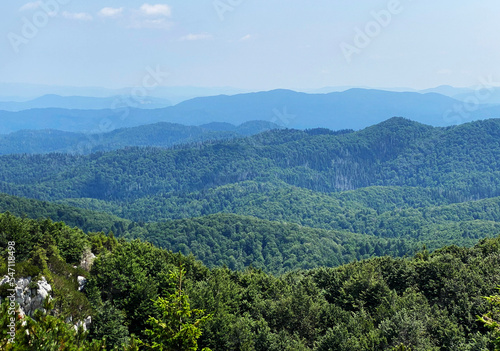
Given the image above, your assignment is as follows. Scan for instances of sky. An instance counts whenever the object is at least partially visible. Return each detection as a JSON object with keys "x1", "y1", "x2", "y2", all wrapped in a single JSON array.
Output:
[{"x1": 1, "y1": 0, "x2": 500, "y2": 92}]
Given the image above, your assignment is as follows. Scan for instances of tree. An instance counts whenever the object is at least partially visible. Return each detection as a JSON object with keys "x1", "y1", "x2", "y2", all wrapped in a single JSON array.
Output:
[
  {"x1": 391, "y1": 345, "x2": 412, "y2": 351},
  {"x1": 1, "y1": 298, "x2": 106, "y2": 351},
  {"x1": 139, "y1": 265, "x2": 212, "y2": 351},
  {"x1": 479, "y1": 289, "x2": 500, "y2": 350},
  {"x1": 89, "y1": 300, "x2": 130, "y2": 349}
]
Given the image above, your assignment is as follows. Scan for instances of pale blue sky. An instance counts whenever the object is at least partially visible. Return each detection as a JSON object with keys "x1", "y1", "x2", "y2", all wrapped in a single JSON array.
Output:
[{"x1": 1, "y1": 0, "x2": 500, "y2": 91}]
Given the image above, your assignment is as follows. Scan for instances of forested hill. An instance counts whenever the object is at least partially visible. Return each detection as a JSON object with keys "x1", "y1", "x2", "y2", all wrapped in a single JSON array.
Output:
[
  {"x1": 0, "y1": 193, "x2": 417, "y2": 274},
  {"x1": 1, "y1": 117, "x2": 499, "y2": 202},
  {"x1": 1, "y1": 211, "x2": 500, "y2": 349},
  {"x1": 0, "y1": 117, "x2": 498, "y2": 273},
  {"x1": 0, "y1": 120, "x2": 281, "y2": 155},
  {"x1": 1, "y1": 116, "x2": 500, "y2": 350},
  {"x1": 3, "y1": 186, "x2": 500, "y2": 274},
  {"x1": 0, "y1": 193, "x2": 130, "y2": 234}
]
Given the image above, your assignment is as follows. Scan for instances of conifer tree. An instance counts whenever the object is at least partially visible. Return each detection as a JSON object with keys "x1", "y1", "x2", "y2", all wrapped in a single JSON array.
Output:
[{"x1": 139, "y1": 265, "x2": 212, "y2": 351}]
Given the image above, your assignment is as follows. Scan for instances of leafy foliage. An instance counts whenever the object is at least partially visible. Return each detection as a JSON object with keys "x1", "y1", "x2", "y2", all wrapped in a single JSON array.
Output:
[
  {"x1": 2, "y1": 118, "x2": 500, "y2": 202},
  {"x1": 1, "y1": 119, "x2": 500, "y2": 260},
  {"x1": 0, "y1": 298, "x2": 106, "y2": 351},
  {"x1": 126, "y1": 213, "x2": 416, "y2": 274},
  {"x1": 479, "y1": 289, "x2": 500, "y2": 350},
  {"x1": 1, "y1": 117, "x2": 500, "y2": 349},
  {"x1": 139, "y1": 265, "x2": 212, "y2": 351},
  {"x1": 0, "y1": 211, "x2": 499, "y2": 349}
]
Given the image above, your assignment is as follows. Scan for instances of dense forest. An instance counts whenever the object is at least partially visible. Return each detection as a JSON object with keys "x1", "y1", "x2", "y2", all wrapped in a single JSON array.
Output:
[
  {"x1": 0, "y1": 121, "x2": 280, "y2": 155},
  {"x1": 3, "y1": 187, "x2": 500, "y2": 274},
  {"x1": 0, "y1": 194, "x2": 416, "y2": 274},
  {"x1": 1, "y1": 212, "x2": 500, "y2": 350},
  {"x1": 1, "y1": 118, "x2": 500, "y2": 204},
  {"x1": 0, "y1": 118, "x2": 499, "y2": 268},
  {"x1": 1, "y1": 117, "x2": 500, "y2": 349}
]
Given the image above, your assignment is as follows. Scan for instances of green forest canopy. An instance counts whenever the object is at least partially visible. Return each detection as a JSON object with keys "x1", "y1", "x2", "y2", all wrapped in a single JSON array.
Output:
[{"x1": 0, "y1": 212, "x2": 499, "y2": 350}]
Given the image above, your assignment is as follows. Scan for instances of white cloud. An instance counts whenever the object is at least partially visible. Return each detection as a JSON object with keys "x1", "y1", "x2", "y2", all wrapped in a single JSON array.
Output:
[
  {"x1": 180, "y1": 33, "x2": 213, "y2": 41},
  {"x1": 126, "y1": 4, "x2": 173, "y2": 29},
  {"x1": 238, "y1": 34, "x2": 252, "y2": 42},
  {"x1": 128, "y1": 18, "x2": 173, "y2": 30},
  {"x1": 62, "y1": 11, "x2": 93, "y2": 21},
  {"x1": 19, "y1": 1, "x2": 42, "y2": 11},
  {"x1": 140, "y1": 4, "x2": 171, "y2": 17},
  {"x1": 99, "y1": 7, "x2": 124, "y2": 17}
]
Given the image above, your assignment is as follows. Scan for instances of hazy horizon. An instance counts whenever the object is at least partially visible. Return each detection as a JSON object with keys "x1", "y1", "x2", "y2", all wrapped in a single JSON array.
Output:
[
  {"x1": 0, "y1": 81, "x2": 487, "y2": 101},
  {"x1": 2, "y1": 1, "x2": 500, "y2": 92}
]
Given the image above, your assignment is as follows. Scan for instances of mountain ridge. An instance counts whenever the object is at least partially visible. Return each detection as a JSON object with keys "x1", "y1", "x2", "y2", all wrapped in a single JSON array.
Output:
[
  {"x1": 0, "y1": 120, "x2": 281, "y2": 155},
  {"x1": 1, "y1": 89, "x2": 499, "y2": 134},
  {"x1": 1, "y1": 117, "x2": 499, "y2": 203},
  {"x1": 0, "y1": 94, "x2": 172, "y2": 112}
]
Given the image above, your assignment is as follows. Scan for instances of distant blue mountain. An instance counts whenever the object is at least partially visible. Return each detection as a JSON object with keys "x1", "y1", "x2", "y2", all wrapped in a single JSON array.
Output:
[
  {"x1": 0, "y1": 94, "x2": 172, "y2": 112},
  {"x1": 419, "y1": 85, "x2": 474, "y2": 97},
  {"x1": 452, "y1": 88, "x2": 500, "y2": 104},
  {"x1": 0, "y1": 83, "x2": 249, "y2": 105},
  {"x1": 419, "y1": 85, "x2": 500, "y2": 104},
  {"x1": 1, "y1": 88, "x2": 499, "y2": 133},
  {"x1": 169, "y1": 88, "x2": 500, "y2": 129}
]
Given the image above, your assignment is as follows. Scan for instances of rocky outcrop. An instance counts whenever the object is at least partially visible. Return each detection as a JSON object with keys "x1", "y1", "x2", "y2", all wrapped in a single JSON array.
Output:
[
  {"x1": 80, "y1": 248, "x2": 96, "y2": 271},
  {"x1": 77, "y1": 276, "x2": 87, "y2": 291},
  {"x1": 0, "y1": 275, "x2": 91, "y2": 331},
  {"x1": 0, "y1": 275, "x2": 52, "y2": 318},
  {"x1": 66, "y1": 315, "x2": 92, "y2": 331}
]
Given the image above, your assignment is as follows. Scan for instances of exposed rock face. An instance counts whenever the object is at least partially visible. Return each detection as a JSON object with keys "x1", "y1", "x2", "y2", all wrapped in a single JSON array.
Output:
[
  {"x1": 0, "y1": 275, "x2": 91, "y2": 331},
  {"x1": 0, "y1": 275, "x2": 52, "y2": 318},
  {"x1": 80, "y1": 248, "x2": 96, "y2": 271},
  {"x1": 77, "y1": 276, "x2": 87, "y2": 291},
  {"x1": 72, "y1": 316, "x2": 92, "y2": 331}
]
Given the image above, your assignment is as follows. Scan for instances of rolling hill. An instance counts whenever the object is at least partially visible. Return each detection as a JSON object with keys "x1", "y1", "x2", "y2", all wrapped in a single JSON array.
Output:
[
  {"x1": 0, "y1": 117, "x2": 499, "y2": 263},
  {"x1": 1, "y1": 117, "x2": 499, "y2": 202},
  {"x1": 2, "y1": 89, "x2": 500, "y2": 134},
  {"x1": 0, "y1": 120, "x2": 281, "y2": 155}
]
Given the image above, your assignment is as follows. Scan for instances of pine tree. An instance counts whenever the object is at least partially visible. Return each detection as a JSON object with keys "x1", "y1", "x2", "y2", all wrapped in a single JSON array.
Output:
[{"x1": 139, "y1": 264, "x2": 212, "y2": 351}]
